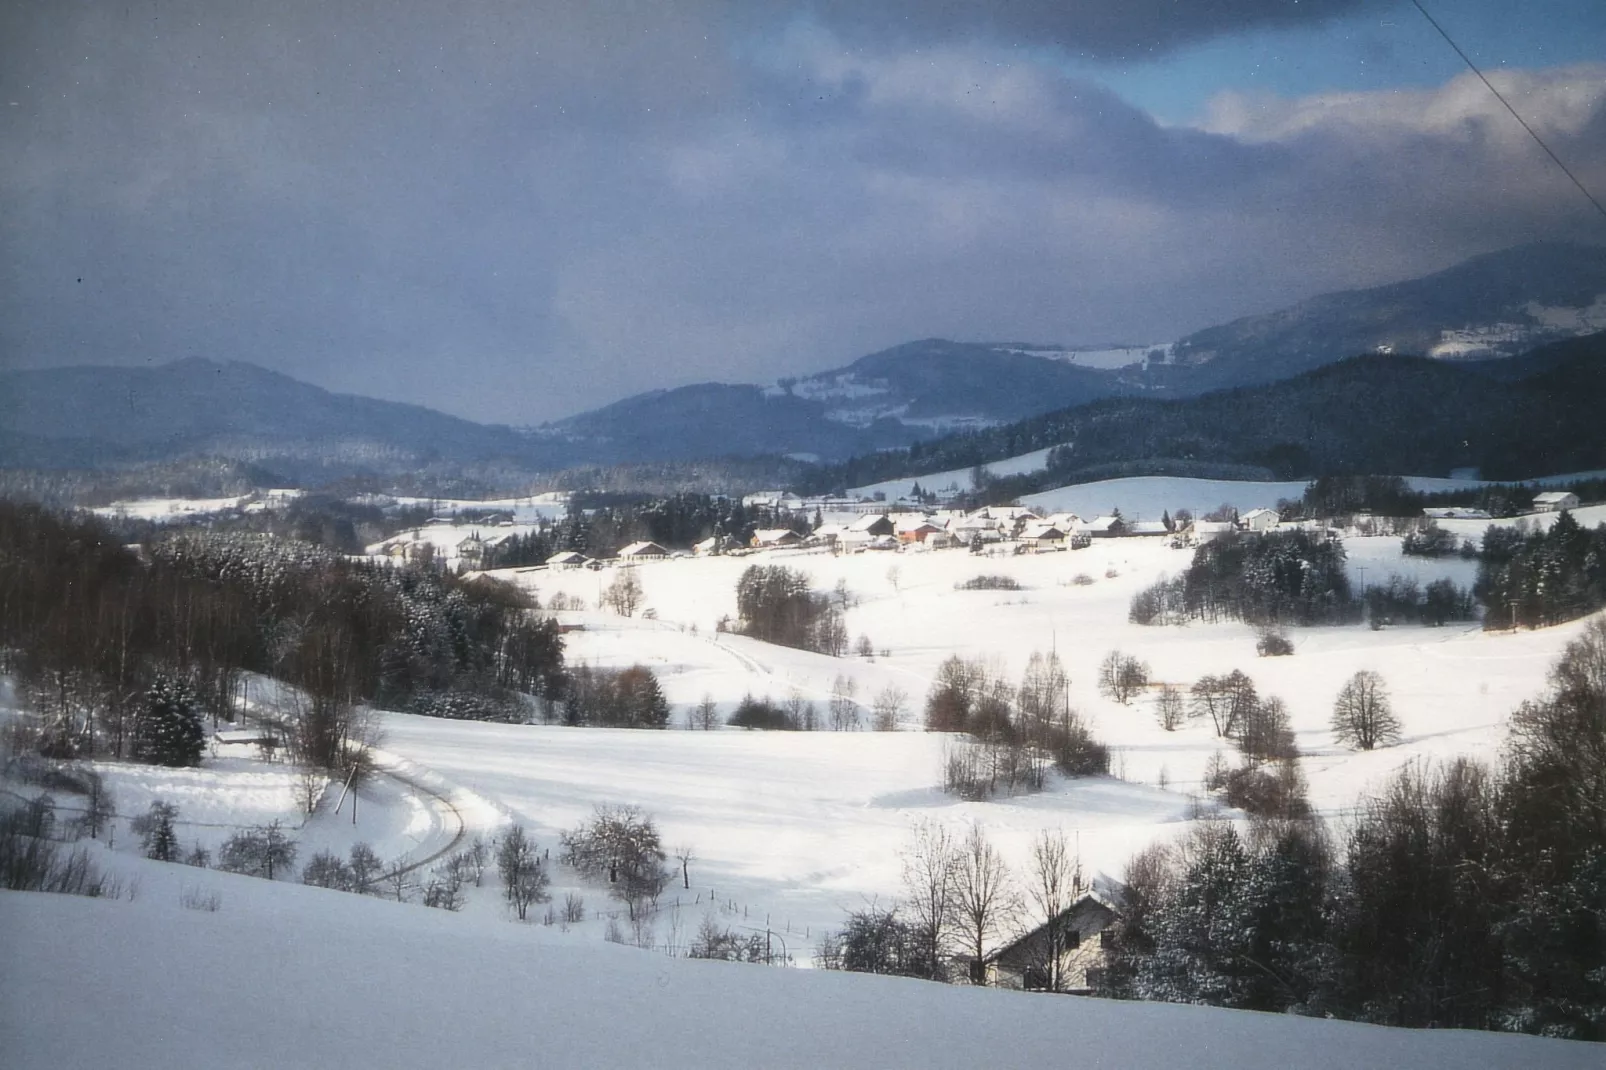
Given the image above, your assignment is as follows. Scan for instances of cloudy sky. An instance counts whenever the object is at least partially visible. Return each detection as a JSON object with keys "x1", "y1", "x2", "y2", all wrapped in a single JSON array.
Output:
[{"x1": 4, "y1": 1, "x2": 1604, "y2": 424}]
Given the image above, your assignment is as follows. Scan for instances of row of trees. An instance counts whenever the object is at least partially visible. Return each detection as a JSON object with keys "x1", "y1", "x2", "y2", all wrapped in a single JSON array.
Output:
[
  {"x1": 548, "y1": 493, "x2": 806, "y2": 561},
  {"x1": 1477, "y1": 511, "x2": 1606, "y2": 629},
  {"x1": 561, "y1": 665, "x2": 671, "y2": 729},
  {"x1": 819, "y1": 822, "x2": 1091, "y2": 991},
  {"x1": 0, "y1": 502, "x2": 567, "y2": 776},
  {"x1": 1104, "y1": 621, "x2": 1606, "y2": 1040},
  {"x1": 1129, "y1": 530, "x2": 1356, "y2": 628}
]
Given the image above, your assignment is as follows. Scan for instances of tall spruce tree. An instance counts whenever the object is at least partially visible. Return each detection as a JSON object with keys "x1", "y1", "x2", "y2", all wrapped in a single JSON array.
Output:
[{"x1": 130, "y1": 672, "x2": 206, "y2": 767}]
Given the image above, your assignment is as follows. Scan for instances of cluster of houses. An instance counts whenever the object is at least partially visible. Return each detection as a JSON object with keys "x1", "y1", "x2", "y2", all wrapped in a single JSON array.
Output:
[{"x1": 375, "y1": 503, "x2": 1306, "y2": 574}]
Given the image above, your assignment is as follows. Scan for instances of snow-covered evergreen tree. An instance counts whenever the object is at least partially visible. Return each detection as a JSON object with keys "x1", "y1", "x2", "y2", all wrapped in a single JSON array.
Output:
[{"x1": 130, "y1": 672, "x2": 205, "y2": 767}]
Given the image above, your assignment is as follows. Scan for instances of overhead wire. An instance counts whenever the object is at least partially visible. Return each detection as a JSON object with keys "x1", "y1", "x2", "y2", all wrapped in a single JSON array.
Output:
[{"x1": 1408, "y1": 0, "x2": 1606, "y2": 227}]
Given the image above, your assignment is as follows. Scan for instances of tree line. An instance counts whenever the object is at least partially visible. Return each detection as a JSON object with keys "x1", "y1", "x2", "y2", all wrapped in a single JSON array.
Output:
[
  {"x1": 1103, "y1": 622, "x2": 1606, "y2": 1040},
  {"x1": 0, "y1": 500, "x2": 566, "y2": 776},
  {"x1": 1477, "y1": 510, "x2": 1606, "y2": 630}
]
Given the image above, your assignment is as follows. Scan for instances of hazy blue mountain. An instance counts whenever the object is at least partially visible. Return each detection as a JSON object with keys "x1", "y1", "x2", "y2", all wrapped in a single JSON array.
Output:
[
  {"x1": 4, "y1": 242, "x2": 1601, "y2": 481},
  {"x1": 0, "y1": 358, "x2": 547, "y2": 477}
]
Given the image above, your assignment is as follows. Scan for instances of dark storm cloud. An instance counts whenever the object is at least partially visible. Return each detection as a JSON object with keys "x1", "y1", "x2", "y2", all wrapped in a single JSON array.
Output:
[{"x1": 2, "y1": 2, "x2": 1602, "y2": 424}]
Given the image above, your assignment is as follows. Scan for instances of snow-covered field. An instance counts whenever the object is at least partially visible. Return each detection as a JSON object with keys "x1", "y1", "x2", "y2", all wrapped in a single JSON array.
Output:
[
  {"x1": 10, "y1": 507, "x2": 1605, "y2": 1067},
  {"x1": 484, "y1": 535, "x2": 1590, "y2": 911},
  {"x1": 7, "y1": 881, "x2": 1594, "y2": 1070},
  {"x1": 92, "y1": 489, "x2": 303, "y2": 521}
]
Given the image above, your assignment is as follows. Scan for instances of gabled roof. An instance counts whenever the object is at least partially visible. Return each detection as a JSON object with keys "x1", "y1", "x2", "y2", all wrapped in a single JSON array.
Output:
[
  {"x1": 848, "y1": 514, "x2": 892, "y2": 532},
  {"x1": 1019, "y1": 522, "x2": 1065, "y2": 540},
  {"x1": 546, "y1": 551, "x2": 587, "y2": 565},
  {"x1": 1077, "y1": 515, "x2": 1122, "y2": 532},
  {"x1": 1241, "y1": 508, "x2": 1279, "y2": 522},
  {"x1": 618, "y1": 541, "x2": 668, "y2": 557},
  {"x1": 753, "y1": 528, "x2": 801, "y2": 545},
  {"x1": 1534, "y1": 491, "x2": 1578, "y2": 504},
  {"x1": 987, "y1": 893, "x2": 1120, "y2": 966}
]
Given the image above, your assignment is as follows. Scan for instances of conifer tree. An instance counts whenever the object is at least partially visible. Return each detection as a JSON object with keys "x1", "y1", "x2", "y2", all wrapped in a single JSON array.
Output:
[{"x1": 130, "y1": 672, "x2": 206, "y2": 767}]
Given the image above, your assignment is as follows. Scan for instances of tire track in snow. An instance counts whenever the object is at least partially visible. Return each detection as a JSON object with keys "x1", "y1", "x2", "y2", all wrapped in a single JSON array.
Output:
[{"x1": 363, "y1": 754, "x2": 467, "y2": 880}]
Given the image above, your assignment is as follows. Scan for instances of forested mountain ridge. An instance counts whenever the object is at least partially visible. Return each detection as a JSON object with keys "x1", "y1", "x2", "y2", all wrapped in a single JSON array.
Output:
[{"x1": 798, "y1": 332, "x2": 1606, "y2": 494}]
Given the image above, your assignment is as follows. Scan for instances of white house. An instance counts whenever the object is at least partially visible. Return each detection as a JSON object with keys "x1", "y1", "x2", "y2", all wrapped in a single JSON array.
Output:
[
  {"x1": 751, "y1": 528, "x2": 803, "y2": 549},
  {"x1": 1018, "y1": 521, "x2": 1067, "y2": 549},
  {"x1": 1076, "y1": 516, "x2": 1125, "y2": 539},
  {"x1": 546, "y1": 550, "x2": 588, "y2": 569},
  {"x1": 618, "y1": 541, "x2": 669, "y2": 560},
  {"x1": 1241, "y1": 508, "x2": 1280, "y2": 533},
  {"x1": 1533, "y1": 491, "x2": 1580, "y2": 513},
  {"x1": 1192, "y1": 520, "x2": 1236, "y2": 545}
]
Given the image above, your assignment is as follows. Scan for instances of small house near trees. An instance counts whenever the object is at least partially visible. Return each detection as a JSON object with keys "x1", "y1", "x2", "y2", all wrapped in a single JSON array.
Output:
[
  {"x1": 546, "y1": 550, "x2": 588, "y2": 569},
  {"x1": 1018, "y1": 522, "x2": 1067, "y2": 549},
  {"x1": 1077, "y1": 516, "x2": 1125, "y2": 539},
  {"x1": 983, "y1": 893, "x2": 1120, "y2": 993},
  {"x1": 618, "y1": 541, "x2": 669, "y2": 561},
  {"x1": 1533, "y1": 491, "x2": 1580, "y2": 513},
  {"x1": 895, "y1": 517, "x2": 944, "y2": 544},
  {"x1": 1240, "y1": 507, "x2": 1280, "y2": 533},
  {"x1": 848, "y1": 514, "x2": 896, "y2": 538},
  {"x1": 751, "y1": 528, "x2": 803, "y2": 549},
  {"x1": 1191, "y1": 520, "x2": 1236, "y2": 545}
]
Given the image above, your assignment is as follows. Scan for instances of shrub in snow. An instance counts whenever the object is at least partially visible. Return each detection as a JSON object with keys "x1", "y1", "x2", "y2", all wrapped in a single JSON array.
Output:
[
  {"x1": 955, "y1": 574, "x2": 1022, "y2": 591},
  {"x1": 218, "y1": 821, "x2": 298, "y2": 880},
  {"x1": 131, "y1": 801, "x2": 180, "y2": 862},
  {"x1": 691, "y1": 915, "x2": 783, "y2": 964},
  {"x1": 1, "y1": 807, "x2": 121, "y2": 897},
  {"x1": 1256, "y1": 631, "x2": 1295, "y2": 657},
  {"x1": 496, "y1": 824, "x2": 549, "y2": 921},
  {"x1": 727, "y1": 694, "x2": 797, "y2": 731},
  {"x1": 303, "y1": 850, "x2": 357, "y2": 892}
]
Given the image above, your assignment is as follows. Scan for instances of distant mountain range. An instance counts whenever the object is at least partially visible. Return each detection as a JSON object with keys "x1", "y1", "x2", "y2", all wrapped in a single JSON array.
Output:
[
  {"x1": 541, "y1": 241, "x2": 1605, "y2": 462},
  {"x1": 1, "y1": 241, "x2": 1601, "y2": 484},
  {"x1": 802, "y1": 331, "x2": 1606, "y2": 496},
  {"x1": 0, "y1": 359, "x2": 540, "y2": 482}
]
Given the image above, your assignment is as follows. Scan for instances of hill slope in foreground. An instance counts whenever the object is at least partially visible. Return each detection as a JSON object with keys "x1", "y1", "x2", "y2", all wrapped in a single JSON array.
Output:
[{"x1": 2, "y1": 882, "x2": 1594, "y2": 1070}]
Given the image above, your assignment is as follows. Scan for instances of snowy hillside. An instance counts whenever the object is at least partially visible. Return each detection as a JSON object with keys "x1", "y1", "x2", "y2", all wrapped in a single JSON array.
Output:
[{"x1": 7, "y1": 883, "x2": 1594, "y2": 1070}]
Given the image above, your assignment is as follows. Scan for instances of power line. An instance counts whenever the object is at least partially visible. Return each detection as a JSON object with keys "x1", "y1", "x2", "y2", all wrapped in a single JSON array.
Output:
[{"x1": 1409, "y1": 0, "x2": 1606, "y2": 226}]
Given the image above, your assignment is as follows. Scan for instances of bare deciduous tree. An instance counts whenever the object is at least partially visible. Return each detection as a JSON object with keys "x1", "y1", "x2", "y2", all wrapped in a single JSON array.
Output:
[
  {"x1": 872, "y1": 686, "x2": 908, "y2": 732},
  {"x1": 829, "y1": 675, "x2": 859, "y2": 731},
  {"x1": 1099, "y1": 650, "x2": 1150, "y2": 704},
  {"x1": 1331, "y1": 670, "x2": 1400, "y2": 750},
  {"x1": 1024, "y1": 828, "x2": 1084, "y2": 992},
  {"x1": 901, "y1": 820, "x2": 957, "y2": 979},
  {"x1": 1154, "y1": 684, "x2": 1186, "y2": 731},
  {"x1": 497, "y1": 824, "x2": 550, "y2": 920},
  {"x1": 601, "y1": 568, "x2": 644, "y2": 617},
  {"x1": 693, "y1": 693, "x2": 720, "y2": 731},
  {"x1": 950, "y1": 822, "x2": 1017, "y2": 984}
]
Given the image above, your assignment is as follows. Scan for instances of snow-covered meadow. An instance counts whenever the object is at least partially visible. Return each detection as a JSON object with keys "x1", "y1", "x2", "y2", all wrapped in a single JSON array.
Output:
[
  {"x1": 7, "y1": 879, "x2": 1595, "y2": 1070},
  {"x1": 10, "y1": 493, "x2": 1605, "y2": 1068}
]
